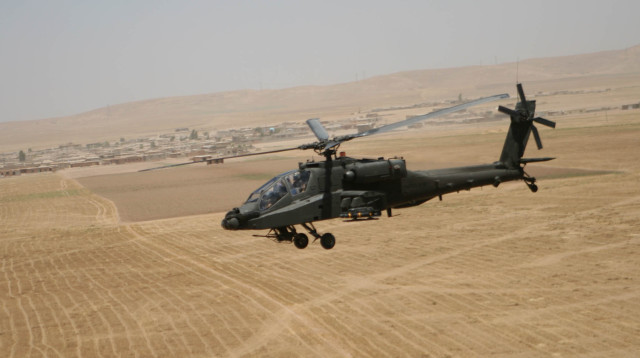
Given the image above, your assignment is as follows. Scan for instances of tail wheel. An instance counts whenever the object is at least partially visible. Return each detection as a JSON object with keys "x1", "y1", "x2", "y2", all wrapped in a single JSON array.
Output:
[
  {"x1": 320, "y1": 233, "x2": 335, "y2": 250},
  {"x1": 293, "y1": 233, "x2": 309, "y2": 249}
]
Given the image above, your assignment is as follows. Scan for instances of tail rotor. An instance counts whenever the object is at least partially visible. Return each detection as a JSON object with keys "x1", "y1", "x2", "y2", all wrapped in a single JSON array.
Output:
[
  {"x1": 498, "y1": 83, "x2": 556, "y2": 192},
  {"x1": 498, "y1": 83, "x2": 556, "y2": 150}
]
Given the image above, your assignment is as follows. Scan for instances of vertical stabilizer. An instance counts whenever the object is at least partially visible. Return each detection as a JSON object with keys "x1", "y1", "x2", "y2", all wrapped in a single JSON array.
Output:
[
  {"x1": 497, "y1": 84, "x2": 555, "y2": 168},
  {"x1": 499, "y1": 101, "x2": 534, "y2": 168}
]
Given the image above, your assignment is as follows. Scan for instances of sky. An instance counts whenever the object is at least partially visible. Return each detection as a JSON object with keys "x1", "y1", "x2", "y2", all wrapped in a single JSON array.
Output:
[{"x1": 1, "y1": 0, "x2": 639, "y2": 122}]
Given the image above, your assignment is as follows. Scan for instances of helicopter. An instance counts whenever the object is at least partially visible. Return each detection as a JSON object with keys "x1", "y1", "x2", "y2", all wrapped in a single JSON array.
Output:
[{"x1": 147, "y1": 83, "x2": 556, "y2": 250}]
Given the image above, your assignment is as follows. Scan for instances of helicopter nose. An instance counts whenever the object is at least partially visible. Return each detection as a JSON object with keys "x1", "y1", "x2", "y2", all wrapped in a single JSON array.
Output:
[
  {"x1": 221, "y1": 217, "x2": 240, "y2": 230},
  {"x1": 221, "y1": 208, "x2": 259, "y2": 230}
]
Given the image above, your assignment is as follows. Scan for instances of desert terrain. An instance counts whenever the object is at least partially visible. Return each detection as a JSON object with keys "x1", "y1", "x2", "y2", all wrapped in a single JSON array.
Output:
[
  {"x1": 2, "y1": 49, "x2": 640, "y2": 356},
  {"x1": 1, "y1": 45, "x2": 639, "y2": 152}
]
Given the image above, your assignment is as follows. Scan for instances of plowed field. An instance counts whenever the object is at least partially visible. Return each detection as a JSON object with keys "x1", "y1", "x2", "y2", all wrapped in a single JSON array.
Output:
[{"x1": 2, "y1": 110, "x2": 640, "y2": 357}]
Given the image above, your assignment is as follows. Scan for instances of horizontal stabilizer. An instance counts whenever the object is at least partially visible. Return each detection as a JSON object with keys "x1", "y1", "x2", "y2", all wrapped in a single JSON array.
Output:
[{"x1": 520, "y1": 157, "x2": 555, "y2": 164}]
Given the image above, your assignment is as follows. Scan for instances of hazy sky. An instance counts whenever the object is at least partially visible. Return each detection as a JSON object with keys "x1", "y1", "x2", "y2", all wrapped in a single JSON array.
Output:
[{"x1": 1, "y1": 0, "x2": 638, "y2": 122}]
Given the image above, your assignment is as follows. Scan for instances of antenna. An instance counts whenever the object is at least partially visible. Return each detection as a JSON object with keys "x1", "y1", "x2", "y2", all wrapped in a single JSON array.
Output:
[{"x1": 516, "y1": 56, "x2": 520, "y2": 90}]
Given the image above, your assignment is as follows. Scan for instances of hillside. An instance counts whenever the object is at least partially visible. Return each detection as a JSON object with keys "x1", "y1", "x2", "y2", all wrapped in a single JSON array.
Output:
[{"x1": 1, "y1": 44, "x2": 639, "y2": 152}]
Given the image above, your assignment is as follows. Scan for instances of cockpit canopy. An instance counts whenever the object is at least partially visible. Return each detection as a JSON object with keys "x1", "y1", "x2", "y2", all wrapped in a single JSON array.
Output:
[{"x1": 245, "y1": 170, "x2": 311, "y2": 211}]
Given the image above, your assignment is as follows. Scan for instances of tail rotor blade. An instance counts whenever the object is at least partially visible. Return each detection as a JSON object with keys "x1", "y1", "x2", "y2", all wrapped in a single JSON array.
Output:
[
  {"x1": 531, "y1": 125, "x2": 543, "y2": 150},
  {"x1": 517, "y1": 83, "x2": 532, "y2": 118},
  {"x1": 533, "y1": 116, "x2": 556, "y2": 128},
  {"x1": 517, "y1": 83, "x2": 527, "y2": 105},
  {"x1": 498, "y1": 105, "x2": 519, "y2": 117}
]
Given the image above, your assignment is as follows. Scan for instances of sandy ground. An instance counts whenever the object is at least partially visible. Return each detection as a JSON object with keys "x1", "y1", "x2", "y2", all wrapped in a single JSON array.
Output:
[{"x1": 2, "y1": 87, "x2": 640, "y2": 356}]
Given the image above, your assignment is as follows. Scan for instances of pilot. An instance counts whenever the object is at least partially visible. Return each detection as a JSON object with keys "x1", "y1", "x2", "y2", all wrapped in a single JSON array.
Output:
[
  {"x1": 263, "y1": 190, "x2": 277, "y2": 209},
  {"x1": 290, "y1": 171, "x2": 308, "y2": 195},
  {"x1": 291, "y1": 172, "x2": 302, "y2": 195},
  {"x1": 298, "y1": 171, "x2": 309, "y2": 192},
  {"x1": 263, "y1": 181, "x2": 287, "y2": 209},
  {"x1": 275, "y1": 181, "x2": 287, "y2": 196}
]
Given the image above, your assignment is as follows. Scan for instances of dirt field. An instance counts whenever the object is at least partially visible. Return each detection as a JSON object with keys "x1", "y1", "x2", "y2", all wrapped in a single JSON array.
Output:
[{"x1": 2, "y1": 88, "x2": 640, "y2": 357}]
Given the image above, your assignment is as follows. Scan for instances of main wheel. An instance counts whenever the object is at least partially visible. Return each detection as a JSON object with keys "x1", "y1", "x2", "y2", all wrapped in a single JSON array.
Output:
[
  {"x1": 320, "y1": 233, "x2": 335, "y2": 250},
  {"x1": 293, "y1": 233, "x2": 308, "y2": 249}
]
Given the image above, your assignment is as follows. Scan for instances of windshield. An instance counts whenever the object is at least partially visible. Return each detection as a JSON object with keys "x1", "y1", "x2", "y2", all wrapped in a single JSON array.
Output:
[
  {"x1": 245, "y1": 169, "x2": 311, "y2": 209},
  {"x1": 246, "y1": 176, "x2": 279, "y2": 203},
  {"x1": 259, "y1": 179, "x2": 288, "y2": 210}
]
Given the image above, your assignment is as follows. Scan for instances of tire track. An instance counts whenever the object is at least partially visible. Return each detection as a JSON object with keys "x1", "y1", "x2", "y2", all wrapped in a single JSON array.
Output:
[
  {"x1": 125, "y1": 224, "x2": 353, "y2": 357},
  {"x1": 2, "y1": 156, "x2": 640, "y2": 356}
]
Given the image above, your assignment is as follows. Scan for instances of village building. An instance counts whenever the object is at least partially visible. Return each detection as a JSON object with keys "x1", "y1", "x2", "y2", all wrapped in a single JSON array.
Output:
[
  {"x1": 20, "y1": 166, "x2": 54, "y2": 174},
  {"x1": 192, "y1": 155, "x2": 214, "y2": 162},
  {"x1": 69, "y1": 160, "x2": 100, "y2": 168},
  {"x1": 0, "y1": 168, "x2": 22, "y2": 177},
  {"x1": 102, "y1": 155, "x2": 145, "y2": 165}
]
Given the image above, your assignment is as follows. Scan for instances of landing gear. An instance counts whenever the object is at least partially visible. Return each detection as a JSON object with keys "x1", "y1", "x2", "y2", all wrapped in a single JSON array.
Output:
[
  {"x1": 523, "y1": 171, "x2": 539, "y2": 193},
  {"x1": 293, "y1": 233, "x2": 308, "y2": 249},
  {"x1": 261, "y1": 223, "x2": 336, "y2": 250},
  {"x1": 266, "y1": 226, "x2": 300, "y2": 247},
  {"x1": 320, "y1": 233, "x2": 336, "y2": 250},
  {"x1": 301, "y1": 222, "x2": 335, "y2": 250}
]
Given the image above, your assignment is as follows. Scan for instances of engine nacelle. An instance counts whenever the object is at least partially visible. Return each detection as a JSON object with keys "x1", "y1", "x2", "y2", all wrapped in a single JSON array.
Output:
[{"x1": 344, "y1": 158, "x2": 407, "y2": 184}]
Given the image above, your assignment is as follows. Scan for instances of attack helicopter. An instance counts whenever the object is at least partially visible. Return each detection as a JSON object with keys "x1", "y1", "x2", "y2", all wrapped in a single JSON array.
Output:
[{"x1": 148, "y1": 84, "x2": 556, "y2": 250}]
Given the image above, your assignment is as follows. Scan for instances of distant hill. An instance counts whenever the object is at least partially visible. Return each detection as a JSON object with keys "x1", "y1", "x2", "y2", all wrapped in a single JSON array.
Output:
[{"x1": 1, "y1": 44, "x2": 639, "y2": 152}]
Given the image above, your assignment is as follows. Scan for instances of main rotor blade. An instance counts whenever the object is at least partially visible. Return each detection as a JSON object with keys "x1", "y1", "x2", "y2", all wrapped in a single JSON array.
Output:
[
  {"x1": 138, "y1": 146, "x2": 301, "y2": 172},
  {"x1": 306, "y1": 118, "x2": 330, "y2": 141},
  {"x1": 216, "y1": 146, "x2": 304, "y2": 159},
  {"x1": 530, "y1": 125, "x2": 543, "y2": 150},
  {"x1": 138, "y1": 161, "x2": 200, "y2": 172},
  {"x1": 533, "y1": 116, "x2": 556, "y2": 128},
  {"x1": 323, "y1": 141, "x2": 342, "y2": 152},
  {"x1": 353, "y1": 93, "x2": 509, "y2": 138}
]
